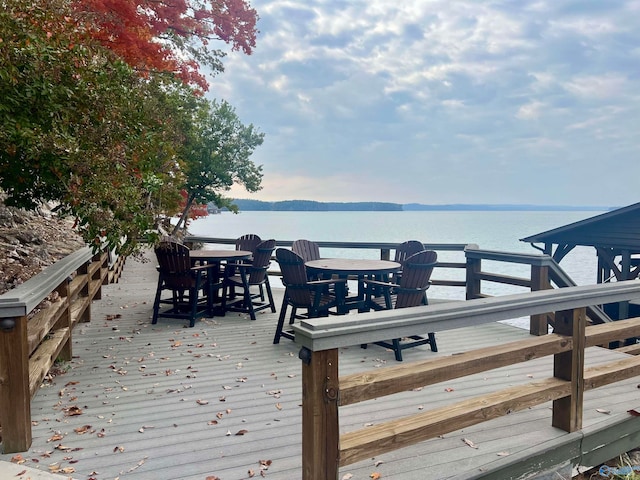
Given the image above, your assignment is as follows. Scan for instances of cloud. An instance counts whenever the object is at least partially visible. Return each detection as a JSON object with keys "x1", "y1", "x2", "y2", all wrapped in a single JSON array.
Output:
[{"x1": 207, "y1": 0, "x2": 640, "y2": 206}]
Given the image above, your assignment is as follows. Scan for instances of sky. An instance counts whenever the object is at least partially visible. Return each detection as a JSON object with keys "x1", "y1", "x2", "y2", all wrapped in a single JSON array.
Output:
[{"x1": 205, "y1": 0, "x2": 640, "y2": 207}]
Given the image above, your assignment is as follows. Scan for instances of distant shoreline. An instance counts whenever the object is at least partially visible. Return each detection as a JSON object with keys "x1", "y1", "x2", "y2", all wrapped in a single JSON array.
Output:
[{"x1": 226, "y1": 199, "x2": 612, "y2": 212}]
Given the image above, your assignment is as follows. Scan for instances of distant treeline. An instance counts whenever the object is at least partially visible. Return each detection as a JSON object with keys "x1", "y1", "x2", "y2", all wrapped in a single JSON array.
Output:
[
  {"x1": 230, "y1": 199, "x2": 402, "y2": 211},
  {"x1": 222, "y1": 199, "x2": 610, "y2": 212}
]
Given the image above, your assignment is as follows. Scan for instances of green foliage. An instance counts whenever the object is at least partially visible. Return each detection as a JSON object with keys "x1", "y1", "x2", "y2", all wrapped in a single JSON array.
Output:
[
  {"x1": 0, "y1": 0, "x2": 264, "y2": 254},
  {"x1": 172, "y1": 99, "x2": 264, "y2": 233}
]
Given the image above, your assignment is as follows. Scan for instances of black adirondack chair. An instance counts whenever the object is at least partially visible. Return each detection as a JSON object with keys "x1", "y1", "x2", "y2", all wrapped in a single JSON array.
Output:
[
  {"x1": 363, "y1": 249, "x2": 438, "y2": 361},
  {"x1": 152, "y1": 241, "x2": 218, "y2": 327},
  {"x1": 222, "y1": 239, "x2": 276, "y2": 320},
  {"x1": 273, "y1": 248, "x2": 346, "y2": 344}
]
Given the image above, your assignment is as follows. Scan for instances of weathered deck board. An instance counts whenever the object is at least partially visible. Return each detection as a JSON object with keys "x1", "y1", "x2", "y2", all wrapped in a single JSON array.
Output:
[{"x1": 2, "y1": 251, "x2": 640, "y2": 479}]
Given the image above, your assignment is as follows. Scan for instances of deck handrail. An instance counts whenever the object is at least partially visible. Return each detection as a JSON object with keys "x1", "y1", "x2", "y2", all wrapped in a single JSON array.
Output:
[
  {"x1": 0, "y1": 246, "x2": 125, "y2": 453},
  {"x1": 293, "y1": 280, "x2": 640, "y2": 479}
]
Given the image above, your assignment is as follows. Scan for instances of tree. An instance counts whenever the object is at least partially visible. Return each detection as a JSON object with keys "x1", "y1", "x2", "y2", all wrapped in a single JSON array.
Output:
[
  {"x1": 172, "y1": 99, "x2": 264, "y2": 234},
  {"x1": 74, "y1": 0, "x2": 259, "y2": 90}
]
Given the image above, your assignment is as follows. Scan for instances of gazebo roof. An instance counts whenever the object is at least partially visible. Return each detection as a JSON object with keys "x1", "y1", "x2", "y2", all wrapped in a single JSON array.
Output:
[{"x1": 520, "y1": 202, "x2": 640, "y2": 251}]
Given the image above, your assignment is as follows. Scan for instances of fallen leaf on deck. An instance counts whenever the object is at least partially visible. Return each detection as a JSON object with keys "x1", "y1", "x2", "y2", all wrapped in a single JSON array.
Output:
[
  {"x1": 276, "y1": 403, "x2": 283, "y2": 410},
  {"x1": 113, "y1": 445, "x2": 125, "y2": 453},
  {"x1": 74, "y1": 425, "x2": 92, "y2": 434},
  {"x1": 225, "y1": 430, "x2": 232, "y2": 436},
  {"x1": 235, "y1": 429, "x2": 249, "y2": 435},
  {"x1": 10, "y1": 454, "x2": 25, "y2": 464},
  {"x1": 462, "y1": 438, "x2": 479, "y2": 449},
  {"x1": 205, "y1": 476, "x2": 221, "y2": 480},
  {"x1": 370, "y1": 472, "x2": 382, "y2": 479},
  {"x1": 628, "y1": 409, "x2": 640, "y2": 416},
  {"x1": 596, "y1": 408, "x2": 611, "y2": 415},
  {"x1": 341, "y1": 474, "x2": 354, "y2": 480},
  {"x1": 248, "y1": 469, "x2": 255, "y2": 477},
  {"x1": 260, "y1": 459, "x2": 272, "y2": 469},
  {"x1": 196, "y1": 399, "x2": 209, "y2": 405},
  {"x1": 64, "y1": 405, "x2": 83, "y2": 416},
  {"x1": 47, "y1": 434, "x2": 64, "y2": 443},
  {"x1": 496, "y1": 451, "x2": 510, "y2": 456},
  {"x1": 16, "y1": 469, "x2": 27, "y2": 476},
  {"x1": 444, "y1": 387, "x2": 454, "y2": 392},
  {"x1": 208, "y1": 420, "x2": 219, "y2": 425},
  {"x1": 374, "y1": 460, "x2": 384, "y2": 467}
]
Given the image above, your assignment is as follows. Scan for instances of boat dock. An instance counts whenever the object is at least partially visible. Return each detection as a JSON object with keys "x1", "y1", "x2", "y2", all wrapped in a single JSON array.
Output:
[{"x1": 3, "y1": 251, "x2": 640, "y2": 479}]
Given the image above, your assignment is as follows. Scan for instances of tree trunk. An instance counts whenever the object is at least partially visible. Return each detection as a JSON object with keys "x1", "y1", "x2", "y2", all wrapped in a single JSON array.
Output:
[{"x1": 171, "y1": 194, "x2": 195, "y2": 236}]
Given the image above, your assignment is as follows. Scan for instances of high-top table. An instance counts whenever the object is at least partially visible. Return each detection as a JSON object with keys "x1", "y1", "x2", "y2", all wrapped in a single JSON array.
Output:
[
  {"x1": 190, "y1": 249, "x2": 252, "y2": 314},
  {"x1": 305, "y1": 258, "x2": 401, "y2": 313}
]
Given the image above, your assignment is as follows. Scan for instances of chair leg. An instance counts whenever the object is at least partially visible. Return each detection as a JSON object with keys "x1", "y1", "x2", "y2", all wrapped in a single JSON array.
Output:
[
  {"x1": 265, "y1": 277, "x2": 276, "y2": 313},
  {"x1": 152, "y1": 279, "x2": 163, "y2": 324},
  {"x1": 428, "y1": 332, "x2": 438, "y2": 352},
  {"x1": 273, "y1": 295, "x2": 290, "y2": 344},
  {"x1": 392, "y1": 339, "x2": 403, "y2": 361}
]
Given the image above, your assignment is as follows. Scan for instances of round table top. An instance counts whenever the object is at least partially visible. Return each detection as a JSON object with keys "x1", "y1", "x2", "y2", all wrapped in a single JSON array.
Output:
[
  {"x1": 305, "y1": 258, "x2": 400, "y2": 275},
  {"x1": 190, "y1": 249, "x2": 252, "y2": 261}
]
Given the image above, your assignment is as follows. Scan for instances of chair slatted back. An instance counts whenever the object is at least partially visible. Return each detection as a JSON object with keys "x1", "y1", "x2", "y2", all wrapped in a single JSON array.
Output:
[
  {"x1": 394, "y1": 240, "x2": 425, "y2": 265},
  {"x1": 276, "y1": 248, "x2": 313, "y2": 307},
  {"x1": 292, "y1": 239, "x2": 321, "y2": 262},
  {"x1": 236, "y1": 234, "x2": 262, "y2": 253},
  {"x1": 155, "y1": 241, "x2": 194, "y2": 289},
  {"x1": 395, "y1": 250, "x2": 437, "y2": 309},
  {"x1": 247, "y1": 239, "x2": 276, "y2": 284}
]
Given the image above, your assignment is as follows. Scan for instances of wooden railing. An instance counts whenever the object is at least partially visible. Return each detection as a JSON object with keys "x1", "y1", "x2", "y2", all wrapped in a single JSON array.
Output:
[
  {"x1": 185, "y1": 236, "x2": 472, "y2": 290},
  {"x1": 0, "y1": 246, "x2": 125, "y2": 453},
  {"x1": 293, "y1": 281, "x2": 640, "y2": 480}
]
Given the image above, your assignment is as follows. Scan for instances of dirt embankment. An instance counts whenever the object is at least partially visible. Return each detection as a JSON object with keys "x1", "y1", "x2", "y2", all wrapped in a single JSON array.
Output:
[{"x1": 0, "y1": 197, "x2": 85, "y2": 296}]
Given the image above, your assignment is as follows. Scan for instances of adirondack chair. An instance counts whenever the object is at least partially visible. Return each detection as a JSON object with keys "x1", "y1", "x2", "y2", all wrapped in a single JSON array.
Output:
[
  {"x1": 227, "y1": 234, "x2": 262, "y2": 297},
  {"x1": 391, "y1": 240, "x2": 425, "y2": 284},
  {"x1": 152, "y1": 241, "x2": 218, "y2": 327},
  {"x1": 363, "y1": 249, "x2": 438, "y2": 361},
  {"x1": 273, "y1": 248, "x2": 346, "y2": 344},
  {"x1": 292, "y1": 239, "x2": 321, "y2": 262},
  {"x1": 222, "y1": 239, "x2": 276, "y2": 320},
  {"x1": 236, "y1": 233, "x2": 262, "y2": 253}
]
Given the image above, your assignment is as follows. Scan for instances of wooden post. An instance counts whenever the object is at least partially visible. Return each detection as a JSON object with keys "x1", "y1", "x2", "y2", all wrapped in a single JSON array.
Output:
[
  {"x1": 552, "y1": 307, "x2": 585, "y2": 432},
  {"x1": 79, "y1": 261, "x2": 91, "y2": 323},
  {"x1": 0, "y1": 315, "x2": 32, "y2": 453},
  {"x1": 465, "y1": 256, "x2": 481, "y2": 300},
  {"x1": 380, "y1": 248, "x2": 390, "y2": 261},
  {"x1": 530, "y1": 264, "x2": 549, "y2": 336},
  {"x1": 301, "y1": 347, "x2": 340, "y2": 480},
  {"x1": 55, "y1": 279, "x2": 72, "y2": 362}
]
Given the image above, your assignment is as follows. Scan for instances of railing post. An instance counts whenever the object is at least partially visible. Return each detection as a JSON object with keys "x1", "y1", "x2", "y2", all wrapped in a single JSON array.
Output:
[
  {"x1": 0, "y1": 315, "x2": 32, "y2": 453},
  {"x1": 552, "y1": 307, "x2": 585, "y2": 432},
  {"x1": 530, "y1": 264, "x2": 550, "y2": 336},
  {"x1": 380, "y1": 248, "x2": 390, "y2": 261},
  {"x1": 55, "y1": 278, "x2": 73, "y2": 362},
  {"x1": 79, "y1": 261, "x2": 91, "y2": 323},
  {"x1": 300, "y1": 347, "x2": 340, "y2": 480},
  {"x1": 465, "y1": 255, "x2": 481, "y2": 300}
]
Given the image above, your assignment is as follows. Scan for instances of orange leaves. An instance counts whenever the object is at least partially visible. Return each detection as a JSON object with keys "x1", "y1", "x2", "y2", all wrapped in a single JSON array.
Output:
[{"x1": 73, "y1": 0, "x2": 259, "y2": 90}]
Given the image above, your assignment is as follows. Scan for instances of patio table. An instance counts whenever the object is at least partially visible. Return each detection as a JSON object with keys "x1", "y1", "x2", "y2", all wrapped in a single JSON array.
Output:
[
  {"x1": 190, "y1": 249, "x2": 252, "y2": 313},
  {"x1": 305, "y1": 258, "x2": 401, "y2": 313}
]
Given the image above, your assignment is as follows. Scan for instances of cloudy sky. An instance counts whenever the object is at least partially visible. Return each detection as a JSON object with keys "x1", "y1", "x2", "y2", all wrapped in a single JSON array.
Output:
[{"x1": 206, "y1": 0, "x2": 640, "y2": 207}]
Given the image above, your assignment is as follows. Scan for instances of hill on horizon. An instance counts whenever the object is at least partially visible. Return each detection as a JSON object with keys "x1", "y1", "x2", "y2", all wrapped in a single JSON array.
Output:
[{"x1": 226, "y1": 199, "x2": 612, "y2": 212}]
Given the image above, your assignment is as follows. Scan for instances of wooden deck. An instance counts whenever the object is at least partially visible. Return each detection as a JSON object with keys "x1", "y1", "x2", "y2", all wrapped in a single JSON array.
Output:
[{"x1": 2, "y1": 252, "x2": 640, "y2": 479}]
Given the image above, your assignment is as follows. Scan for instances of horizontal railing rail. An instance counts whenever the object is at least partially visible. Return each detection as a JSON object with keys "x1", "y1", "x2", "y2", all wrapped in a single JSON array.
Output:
[
  {"x1": 0, "y1": 246, "x2": 125, "y2": 453},
  {"x1": 292, "y1": 281, "x2": 640, "y2": 479},
  {"x1": 464, "y1": 246, "x2": 615, "y2": 333}
]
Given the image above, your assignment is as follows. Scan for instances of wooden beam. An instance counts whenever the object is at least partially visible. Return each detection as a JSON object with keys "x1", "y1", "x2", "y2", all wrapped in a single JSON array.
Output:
[
  {"x1": 301, "y1": 348, "x2": 340, "y2": 480},
  {"x1": 339, "y1": 334, "x2": 571, "y2": 406},
  {"x1": 530, "y1": 264, "x2": 550, "y2": 335},
  {"x1": 339, "y1": 377, "x2": 571, "y2": 467},
  {"x1": 0, "y1": 315, "x2": 32, "y2": 453},
  {"x1": 552, "y1": 308, "x2": 585, "y2": 432}
]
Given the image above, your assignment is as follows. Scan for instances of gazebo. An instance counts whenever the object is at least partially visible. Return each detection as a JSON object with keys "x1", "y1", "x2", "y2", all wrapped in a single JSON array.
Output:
[{"x1": 520, "y1": 202, "x2": 640, "y2": 319}]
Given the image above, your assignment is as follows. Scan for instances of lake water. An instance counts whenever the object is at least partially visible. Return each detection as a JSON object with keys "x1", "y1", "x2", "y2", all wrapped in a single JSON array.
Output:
[{"x1": 188, "y1": 209, "x2": 607, "y2": 327}]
